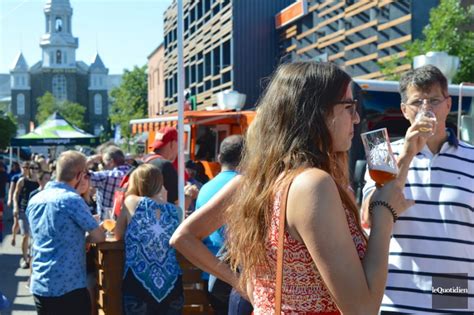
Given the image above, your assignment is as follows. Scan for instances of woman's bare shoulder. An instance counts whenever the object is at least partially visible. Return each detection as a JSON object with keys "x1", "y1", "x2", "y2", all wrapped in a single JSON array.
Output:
[{"x1": 292, "y1": 168, "x2": 337, "y2": 194}]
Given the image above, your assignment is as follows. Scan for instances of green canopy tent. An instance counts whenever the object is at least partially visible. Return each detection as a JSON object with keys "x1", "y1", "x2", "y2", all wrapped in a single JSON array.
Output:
[{"x1": 11, "y1": 112, "x2": 99, "y2": 146}]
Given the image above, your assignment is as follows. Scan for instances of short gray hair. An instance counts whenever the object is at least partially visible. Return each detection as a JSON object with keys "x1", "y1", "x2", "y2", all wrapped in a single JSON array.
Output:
[{"x1": 399, "y1": 65, "x2": 448, "y2": 102}]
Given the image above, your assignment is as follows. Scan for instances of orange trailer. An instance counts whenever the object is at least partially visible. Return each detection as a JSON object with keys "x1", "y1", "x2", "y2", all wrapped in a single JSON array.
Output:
[{"x1": 130, "y1": 109, "x2": 255, "y2": 178}]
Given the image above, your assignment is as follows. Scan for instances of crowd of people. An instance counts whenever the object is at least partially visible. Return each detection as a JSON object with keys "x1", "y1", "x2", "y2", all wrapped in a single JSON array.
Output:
[{"x1": 0, "y1": 62, "x2": 472, "y2": 315}]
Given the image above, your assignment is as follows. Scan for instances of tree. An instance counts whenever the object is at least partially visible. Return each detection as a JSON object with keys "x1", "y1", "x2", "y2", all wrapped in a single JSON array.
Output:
[
  {"x1": 379, "y1": 0, "x2": 474, "y2": 83},
  {"x1": 0, "y1": 112, "x2": 17, "y2": 150},
  {"x1": 36, "y1": 92, "x2": 86, "y2": 129},
  {"x1": 109, "y1": 65, "x2": 148, "y2": 140}
]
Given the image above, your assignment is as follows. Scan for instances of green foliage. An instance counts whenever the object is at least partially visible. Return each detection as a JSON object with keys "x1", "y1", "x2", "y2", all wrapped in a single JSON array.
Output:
[
  {"x1": 405, "y1": 0, "x2": 474, "y2": 83},
  {"x1": 36, "y1": 92, "x2": 86, "y2": 129},
  {"x1": 0, "y1": 100, "x2": 9, "y2": 113},
  {"x1": 377, "y1": 53, "x2": 408, "y2": 81},
  {"x1": 110, "y1": 65, "x2": 148, "y2": 140},
  {"x1": 0, "y1": 112, "x2": 17, "y2": 150}
]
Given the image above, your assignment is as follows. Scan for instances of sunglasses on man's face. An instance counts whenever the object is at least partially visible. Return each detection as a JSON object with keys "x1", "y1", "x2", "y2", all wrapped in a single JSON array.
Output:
[{"x1": 29, "y1": 166, "x2": 40, "y2": 170}]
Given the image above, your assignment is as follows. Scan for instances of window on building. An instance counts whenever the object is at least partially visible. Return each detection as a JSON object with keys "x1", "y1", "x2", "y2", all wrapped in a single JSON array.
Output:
[
  {"x1": 197, "y1": 0, "x2": 203, "y2": 19},
  {"x1": 198, "y1": 62, "x2": 203, "y2": 82},
  {"x1": 55, "y1": 17, "x2": 63, "y2": 32},
  {"x1": 205, "y1": 52, "x2": 211, "y2": 77},
  {"x1": 380, "y1": 6, "x2": 390, "y2": 22},
  {"x1": 52, "y1": 75, "x2": 67, "y2": 101},
  {"x1": 213, "y1": 46, "x2": 221, "y2": 76},
  {"x1": 94, "y1": 94, "x2": 103, "y2": 115},
  {"x1": 17, "y1": 94, "x2": 25, "y2": 115},
  {"x1": 56, "y1": 50, "x2": 62, "y2": 64},
  {"x1": 185, "y1": 66, "x2": 190, "y2": 87},
  {"x1": 370, "y1": 8, "x2": 378, "y2": 20},
  {"x1": 190, "y1": 64, "x2": 196, "y2": 83}
]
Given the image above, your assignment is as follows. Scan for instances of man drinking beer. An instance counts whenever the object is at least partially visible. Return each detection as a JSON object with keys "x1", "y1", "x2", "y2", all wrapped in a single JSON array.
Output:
[{"x1": 362, "y1": 65, "x2": 474, "y2": 313}]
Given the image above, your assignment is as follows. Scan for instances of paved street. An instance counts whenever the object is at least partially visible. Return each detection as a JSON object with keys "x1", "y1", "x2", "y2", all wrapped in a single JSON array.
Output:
[{"x1": 0, "y1": 209, "x2": 36, "y2": 315}]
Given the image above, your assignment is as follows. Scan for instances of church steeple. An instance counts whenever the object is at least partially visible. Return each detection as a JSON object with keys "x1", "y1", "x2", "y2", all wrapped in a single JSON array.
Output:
[
  {"x1": 40, "y1": 0, "x2": 78, "y2": 68},
  {"x1": 11, "y1": 53, "x2": 29, "y2": 72},
  {"x1": 10, "y1": 52, "x2": 30, "y2": 90}
]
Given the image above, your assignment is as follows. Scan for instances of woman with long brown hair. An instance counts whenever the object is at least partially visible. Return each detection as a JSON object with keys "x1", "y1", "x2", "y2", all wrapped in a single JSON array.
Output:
[{"x1": 172, "y1": 62, "x2": 423, "y2": 314}]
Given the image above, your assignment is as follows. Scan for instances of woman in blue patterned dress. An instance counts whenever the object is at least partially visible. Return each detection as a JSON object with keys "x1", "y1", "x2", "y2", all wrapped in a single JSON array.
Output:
[{"x1": 114, "y1": 164, "x2": 183, "y2": 315}]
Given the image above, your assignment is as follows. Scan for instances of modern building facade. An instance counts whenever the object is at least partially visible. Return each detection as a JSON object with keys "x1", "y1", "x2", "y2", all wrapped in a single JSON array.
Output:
[
  {"x1": 9, "y1": 0, "x2": 109, "y2": 135},
  {"x1": 147, "y1": 44, "x2": 165, "y2": 117},
  {"x1": 276, "y1": 0, "x2": 439, "y2": 79},
  {"x1": 162, "y1": 0, "x2": 293, "y2": 112}
]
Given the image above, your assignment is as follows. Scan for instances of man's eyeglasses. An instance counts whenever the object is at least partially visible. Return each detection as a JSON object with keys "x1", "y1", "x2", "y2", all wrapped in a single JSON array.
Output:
[
  {"x1": 403, "y1": 96, "x2": 448, "y2": 107},
  {"x1": 30, "y1": 166, "x2": 40, "y2": 171}
]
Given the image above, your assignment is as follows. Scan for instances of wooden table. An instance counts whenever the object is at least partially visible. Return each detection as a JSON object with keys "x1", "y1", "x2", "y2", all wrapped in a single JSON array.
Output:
[
  {"x1": 92, "y1": 240, "x2": 124, "y2": 315},
  {"x1": 91, "y1": 241, "x2": 214, "y2": 315}
]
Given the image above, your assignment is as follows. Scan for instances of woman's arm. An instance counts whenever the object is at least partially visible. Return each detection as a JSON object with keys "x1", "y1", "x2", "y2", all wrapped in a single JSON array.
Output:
[
  {"x1": 13, "y1": 177, "x2": 24, "y2": 215},
  {"x1": 7, "y1": 180, "x2": 16, "y2": 208},
  {"x1": 287, "y1": 169, "x2": 413, "y2": 315},
  {"x1": 170, "y1": 175, "x2": 243, "y2": 288},
  {"x1": 114, "y1": 196, "x2": 138, "y2": 241}
]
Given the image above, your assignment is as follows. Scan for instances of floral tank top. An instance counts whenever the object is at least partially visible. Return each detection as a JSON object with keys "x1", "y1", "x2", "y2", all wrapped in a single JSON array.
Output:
[
  {"x1": 252, "y1": 190, "x2": 367, "y2": 314},
  {"x1": 124, "y1": 197, "x2": 182, "y2": 302}
]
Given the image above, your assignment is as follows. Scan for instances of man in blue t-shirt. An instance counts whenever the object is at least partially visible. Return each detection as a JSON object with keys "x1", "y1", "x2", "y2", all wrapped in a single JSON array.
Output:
[
  {"x1": 27, "y1": 151, "x2": 105, "y2": 314},
  {"x1": 195, "y1": 135, "x2": 244, "y2": 315}
]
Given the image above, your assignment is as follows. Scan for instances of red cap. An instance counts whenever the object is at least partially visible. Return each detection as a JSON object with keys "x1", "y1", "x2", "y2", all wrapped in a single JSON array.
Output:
[{"x1": 149, "y1": 127, "x2": 178, "y2": 150}]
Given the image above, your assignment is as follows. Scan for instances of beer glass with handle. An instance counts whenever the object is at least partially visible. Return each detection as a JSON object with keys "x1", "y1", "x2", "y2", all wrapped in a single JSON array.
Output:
[{"x1": 361, "y1": 128, "x2": 398, "y2": 185}]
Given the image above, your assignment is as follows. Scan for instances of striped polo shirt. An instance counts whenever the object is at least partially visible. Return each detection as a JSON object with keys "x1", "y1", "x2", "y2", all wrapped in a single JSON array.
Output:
[{"x1": 363, "y1": 129, "x2": 474, "y2": 314}]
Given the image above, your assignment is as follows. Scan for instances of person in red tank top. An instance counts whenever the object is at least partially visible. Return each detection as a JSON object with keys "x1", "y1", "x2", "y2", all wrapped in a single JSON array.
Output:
[{"x1": 171, "y1": 62, "x2": 426, "y2": 314}]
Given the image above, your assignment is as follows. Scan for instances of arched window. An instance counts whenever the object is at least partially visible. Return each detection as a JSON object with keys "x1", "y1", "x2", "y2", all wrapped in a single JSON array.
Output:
[
  {"x1": 52, "y1": 75, "x2": 67, "y2": 101},
  {"x1": 94, "y1": 94, "x2": 103, "y2": 115},
  {"x1": 17, "y1": 93, "x2": 25, "y2": 115},
  {"x1": 56, "y1": 50, "x2": 62, "y2": 64},
  {"x1": 55, "y1": 17, "x2": 63, "y2": 32}
]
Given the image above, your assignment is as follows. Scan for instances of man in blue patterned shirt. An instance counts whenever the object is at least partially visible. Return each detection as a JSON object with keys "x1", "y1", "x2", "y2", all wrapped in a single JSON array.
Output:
[
  {"x1": 27, "y1": 151, "x2": 106, "y2": 314},
  {"x1": 89, "y1": 146, "x2": 131, "y2": 218}
]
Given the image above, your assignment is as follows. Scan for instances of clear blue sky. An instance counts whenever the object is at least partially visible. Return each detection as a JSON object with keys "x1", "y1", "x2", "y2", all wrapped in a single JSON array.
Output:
[{"x1": 0, "y1": 0, "x2": 173, "y2": 74}]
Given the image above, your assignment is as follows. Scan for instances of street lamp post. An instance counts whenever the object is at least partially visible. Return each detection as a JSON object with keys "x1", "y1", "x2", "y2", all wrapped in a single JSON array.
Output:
[{"x1": 177, "y1": 0, "x2": 185, "y2": 217}]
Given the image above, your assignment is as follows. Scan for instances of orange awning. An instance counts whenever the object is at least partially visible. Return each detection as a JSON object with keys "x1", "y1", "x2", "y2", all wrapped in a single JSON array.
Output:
[{"x1": 130, "y1": 109, "x2": 255, "y2": 135}]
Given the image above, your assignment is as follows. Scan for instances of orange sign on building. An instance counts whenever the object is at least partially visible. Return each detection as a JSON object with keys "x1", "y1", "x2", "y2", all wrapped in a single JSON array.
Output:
[{"x1": 275, "y1": 0, "x2": 308, "y2": 29}]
